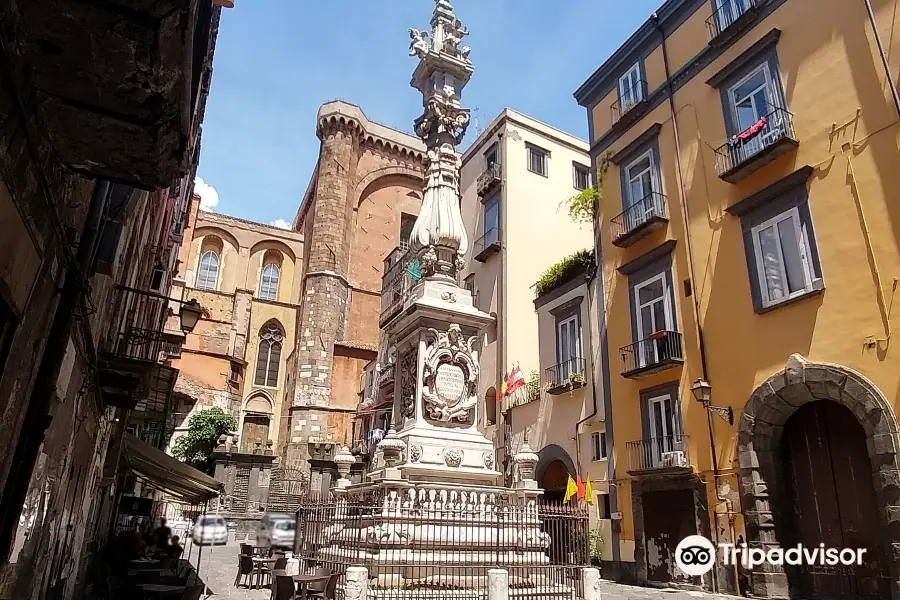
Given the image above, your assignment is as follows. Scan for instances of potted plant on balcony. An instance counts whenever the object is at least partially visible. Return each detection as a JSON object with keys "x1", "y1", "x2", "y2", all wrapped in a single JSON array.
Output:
[{"x1": 568, "y1": 372, "x2": 585, "y2": 388}]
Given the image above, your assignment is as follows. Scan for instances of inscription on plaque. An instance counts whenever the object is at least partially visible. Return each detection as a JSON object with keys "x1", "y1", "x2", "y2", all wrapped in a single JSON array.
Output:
[{"x1": 435, "y1": 363, "x2": 466, "y2": 403}]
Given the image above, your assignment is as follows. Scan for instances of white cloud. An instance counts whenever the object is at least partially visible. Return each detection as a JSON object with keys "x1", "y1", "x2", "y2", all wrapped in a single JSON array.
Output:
[
  {"x1": 271, "y1": 218, "x2": 292, "y2": 230},
  {"x1": 194, "y1": 176, "x2": 219, "y2": 212}
]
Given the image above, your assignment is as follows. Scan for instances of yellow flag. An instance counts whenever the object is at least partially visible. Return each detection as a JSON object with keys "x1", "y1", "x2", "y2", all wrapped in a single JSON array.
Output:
[
  {"x1": 584, "y1": 477, "x2": 594, "y2": 504},
  {"x1": 563, "y1": 475, "x2": 578, "y2": 503}
]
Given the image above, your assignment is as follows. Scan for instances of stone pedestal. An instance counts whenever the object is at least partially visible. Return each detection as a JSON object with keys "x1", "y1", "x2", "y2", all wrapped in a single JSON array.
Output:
[{"x1": 369, "y1": 278, "x2": 498, "y2": 486}]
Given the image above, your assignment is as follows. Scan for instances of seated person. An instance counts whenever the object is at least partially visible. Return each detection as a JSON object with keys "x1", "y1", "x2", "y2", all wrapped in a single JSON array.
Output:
[{"x1": 167, "y1": 535, "x2": 184, "y2": 559}]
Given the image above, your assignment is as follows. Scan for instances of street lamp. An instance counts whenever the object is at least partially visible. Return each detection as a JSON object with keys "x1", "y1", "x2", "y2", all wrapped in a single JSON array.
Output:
[
  {"x1": 690, "y1": 378, "x2": 712, "y2": 405},
  {"x1": 179, "y1": 298, "x2": 202, "y2": 333},
  {"x1": 691, "y1": 378, "x2": 733, "y2": 425}
]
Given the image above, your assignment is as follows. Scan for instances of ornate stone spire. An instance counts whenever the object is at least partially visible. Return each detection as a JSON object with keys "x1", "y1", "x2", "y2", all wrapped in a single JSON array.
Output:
[{"x1": 408, "y1": 0, "x2": 474, "y2": 282}]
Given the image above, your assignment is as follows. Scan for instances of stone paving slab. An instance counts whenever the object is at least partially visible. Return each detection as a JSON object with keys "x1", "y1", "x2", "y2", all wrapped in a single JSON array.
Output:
[
  {"x1": 184, "y1": 540, "x2": 271, "y2": 600},
  {"x1": 597, "y1": 579, "x2": 742, "y2": 600}
]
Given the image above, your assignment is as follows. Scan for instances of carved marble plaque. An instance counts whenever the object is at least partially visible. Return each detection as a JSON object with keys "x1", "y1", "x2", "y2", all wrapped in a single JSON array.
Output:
[{"x1": 435, "y1": 363, "x2": 466, "y2": 404}]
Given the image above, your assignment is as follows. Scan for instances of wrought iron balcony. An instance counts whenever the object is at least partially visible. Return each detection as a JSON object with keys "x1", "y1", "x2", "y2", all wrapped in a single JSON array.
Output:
[
  {"x1": 545, "y1": 358, "x2": 587, "y2": 395},
  {"x1": 611, "y1": 192, "x2": 669, "y2": 248},
  {"x1": 706, "y1": 0, "x2": 760, "y2": 45},
  {"x1": 380, "y1": 247, "x2": 419, "y2": 327},
  {"x1": 477, "y1": 162, "x2": 502, "y2": 197},
  {"x1": 611, "y1": 80, "x2": 649, "y2": 129},
  {"x1": 474, "y1": 227, "x2": 501, "y2": 262},
  {"x1": 626, "y1": 434, "x2": 692, "y2": 475},
  {"x1": 378, "y1": 363, "x2": 395, "y2": 388},
  {"x1": 620, "y1": 331, "x2": 684, "y2": 378},
  {"x1": 505, "y1": 377, "x2": 542, "y2": 410},
  {"x1": 99, "y1": 286, "x2": 171, "y2": 409},
  {"x1": 714, "y1": 108, "x2": 798, "y2": 183}
]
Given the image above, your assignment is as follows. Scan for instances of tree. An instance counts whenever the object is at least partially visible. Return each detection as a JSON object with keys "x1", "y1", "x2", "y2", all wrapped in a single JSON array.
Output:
[{"x1": 171, "y1": 407, "x2": 236, "y2": 474}]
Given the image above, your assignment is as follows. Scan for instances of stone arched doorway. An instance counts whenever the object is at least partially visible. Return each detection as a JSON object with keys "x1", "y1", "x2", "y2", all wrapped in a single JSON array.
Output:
[
  {"x1": 737, "y1": 354, "x2": 900, "y2": 599},
  {"x1": 781, "y1": 400, "x2": 888, "y2": 597},
  {"x1": 535, "y1": 444, "x2": 576, "y2": 503}
]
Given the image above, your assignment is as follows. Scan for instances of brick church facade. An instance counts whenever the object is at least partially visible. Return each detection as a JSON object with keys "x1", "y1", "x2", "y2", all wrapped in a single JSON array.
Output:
[{"x1": 281, "y1": 101, "x2": 425, "y2": 486}]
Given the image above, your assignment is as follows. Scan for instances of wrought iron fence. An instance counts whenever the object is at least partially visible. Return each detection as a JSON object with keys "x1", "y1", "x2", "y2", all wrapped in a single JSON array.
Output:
[
  {"x1": 706, "y1": 0, "x2": 758, "y2": 41},
  {"x1": 625, "y1": 433, "x2": 691, "y2": 473},
  {"x1": 619, "y1": 330, "x2": 683, "y2": 376},
  {"x1": 611, "y1": 79, "x2": 648, "y2": 125},
  {"x1": 295, "y1": 487, "x2": 589, "y2": 600},
  {"x1": 714, "y1": 107, "x2": 797, "y2": 178},
  {"x1": 610, "y1": 192, "x2": 668, "y2": 243}
]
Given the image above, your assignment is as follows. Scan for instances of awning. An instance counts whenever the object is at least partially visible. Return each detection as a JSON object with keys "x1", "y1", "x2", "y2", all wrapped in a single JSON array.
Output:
[{"x1": 123, "y1": 434, "x2": 223, "y2": 504}]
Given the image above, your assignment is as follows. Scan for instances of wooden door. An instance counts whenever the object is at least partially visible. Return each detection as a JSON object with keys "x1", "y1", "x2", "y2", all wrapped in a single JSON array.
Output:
[{"x1": 782, "y1": 401, "x2": 889, "y2": 599}]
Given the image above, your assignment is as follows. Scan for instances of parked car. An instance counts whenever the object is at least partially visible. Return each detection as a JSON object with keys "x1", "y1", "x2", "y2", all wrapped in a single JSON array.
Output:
[
  {"x1": 256, "y1": 512, "x2": 296, "y2": 550},
  {"x1": 192, "y1": 514, "x2": 228, "y2": 546}
]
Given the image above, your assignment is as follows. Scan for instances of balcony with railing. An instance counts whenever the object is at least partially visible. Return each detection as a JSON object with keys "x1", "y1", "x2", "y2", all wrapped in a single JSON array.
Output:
[
  {"x1": 545, "y1": 358, "x2": 587, "y2": 395},
  {"x1": 99, "y1": 286, "x2": 171, "y2": 409},
  {"x1": 706, "y1": 0, "x2": 760, "y2": 45},
  {"x1": 611, "y1": 192, "x2": 669, "y2": 248},
  {"x1": 380, "y1": 247, "x2": 420, "y2": 328},
  {"x1": 714, "y1": 108, "x2": 798, "y2": 183},
  {"x1": 477, "y1": 162, "x2": 502, "y2": 197},
  {"x1": 626, "y1": 434, "x2": 692, "y2": 475},
  {"x1": 505, "y1": 376, "x2": 542, "y2": 410},
  {"x1": 620, "y1": 330, "x2": 684, "y2": 378},
  {"x1": 611, "y1": 80, "x2": 649, "y2": 130},
  {"x1": 474, "y1": 227, "x2": 501, "y2": 262},
  {"x1": 378, "y1": 363, "x2": 395, "y2": 388}
]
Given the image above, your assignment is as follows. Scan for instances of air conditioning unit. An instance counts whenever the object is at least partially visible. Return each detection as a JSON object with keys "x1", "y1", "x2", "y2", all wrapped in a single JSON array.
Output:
[{"x1": 661, "y1": 451, "x2": 688, "y2": 468}]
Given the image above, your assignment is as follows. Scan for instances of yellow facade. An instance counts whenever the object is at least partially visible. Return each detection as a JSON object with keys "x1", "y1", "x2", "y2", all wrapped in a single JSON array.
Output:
[
  {"x1": 168, "y1": 204, "x2": 305, "y2": 455},
  {"x1": 577, "y1": 0, "x2": 900, "y2": 596}
]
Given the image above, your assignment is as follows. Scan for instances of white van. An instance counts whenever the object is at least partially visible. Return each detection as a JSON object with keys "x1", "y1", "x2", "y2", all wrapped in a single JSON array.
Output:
[
  {"x1": 256, "y1": 512, "x2": 296, "y2": 550},
  {"x1": 192, "y1": 514, "x2": 228, "y2": 546}
]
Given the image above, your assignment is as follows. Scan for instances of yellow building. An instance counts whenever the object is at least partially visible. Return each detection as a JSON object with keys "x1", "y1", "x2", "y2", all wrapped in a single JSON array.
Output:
[
  {"x1": 167, "y1": 200, "x2": 304, "y2": 455},
  {"x1": 575, "y1": 0, "x2": 900, "y2": 597}
]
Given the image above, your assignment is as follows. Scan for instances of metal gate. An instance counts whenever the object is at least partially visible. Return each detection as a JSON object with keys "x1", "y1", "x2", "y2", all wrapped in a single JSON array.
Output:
[{"x1": 782, "y1": 401, "x2": 889, "y2": 599}]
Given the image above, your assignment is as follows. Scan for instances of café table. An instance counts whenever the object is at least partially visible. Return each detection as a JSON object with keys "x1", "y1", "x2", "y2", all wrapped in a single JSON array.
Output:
[
  {"x1": 252, "y1": 557, "x2": 278, "y2": 589},
  {"x1": 291, "y1": 573, "x2": 331, "y2": 600}
]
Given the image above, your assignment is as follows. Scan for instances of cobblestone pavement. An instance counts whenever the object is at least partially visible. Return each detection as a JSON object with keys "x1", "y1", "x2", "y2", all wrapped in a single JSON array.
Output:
[
  {"x1": 597, "y1": 579, "x2": 742, "y2": 600},
  {"x1": 183, "y1": 540, "x2": 271, "y2": 600}
]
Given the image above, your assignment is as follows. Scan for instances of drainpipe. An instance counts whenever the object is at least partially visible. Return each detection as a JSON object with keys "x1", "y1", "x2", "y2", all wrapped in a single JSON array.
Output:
[
  {"x1": 0, "y1": 181, "x2": 111, "y2": 559},
  {"x1": 496, "y1": 132, "x2": 510, "y2": 486},
  {"x1": 653, "y1": 13, "x2": 721, "y2": 593},
  {"x1": 863, "y1": 0, "x2": 900, "y2": 120},
  {"x1": 574, "y1": 267, "x2": 600, "y2": 478}
]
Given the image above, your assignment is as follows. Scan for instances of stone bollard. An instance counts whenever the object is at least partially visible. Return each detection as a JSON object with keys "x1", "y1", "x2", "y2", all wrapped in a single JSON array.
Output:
[
  {"x1": 344, "y1": 566, "x2": 369, "y2": 600},
  {"x1": 582, "y1": 567, "x2": 601, "y2": 600},
  {"x1": 487, "y1": 568, "x2": 509, "y2": 600}
]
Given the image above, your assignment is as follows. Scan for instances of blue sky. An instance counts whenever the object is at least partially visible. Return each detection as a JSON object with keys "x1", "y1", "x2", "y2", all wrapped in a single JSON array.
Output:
[{"x1": 195, "y1": 0, "x2": 662, "y2": 225}]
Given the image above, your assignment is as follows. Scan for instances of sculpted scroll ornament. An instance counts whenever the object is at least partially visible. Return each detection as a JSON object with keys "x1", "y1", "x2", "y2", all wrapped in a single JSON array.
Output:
[{"x1": 421, "y1": 324, "x2": 478, "y2": 423}]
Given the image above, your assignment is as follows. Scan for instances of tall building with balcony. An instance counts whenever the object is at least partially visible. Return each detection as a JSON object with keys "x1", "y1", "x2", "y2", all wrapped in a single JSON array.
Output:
[
  {"x1": 456, "y1": 108, "x2": 594, "y2": 488},
  {"x1": 576, "y1": 0, "x2": 900, "y2": 596},
  {"x1": 0, "y1": 0, "x2": 224, "y2": 596}
]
